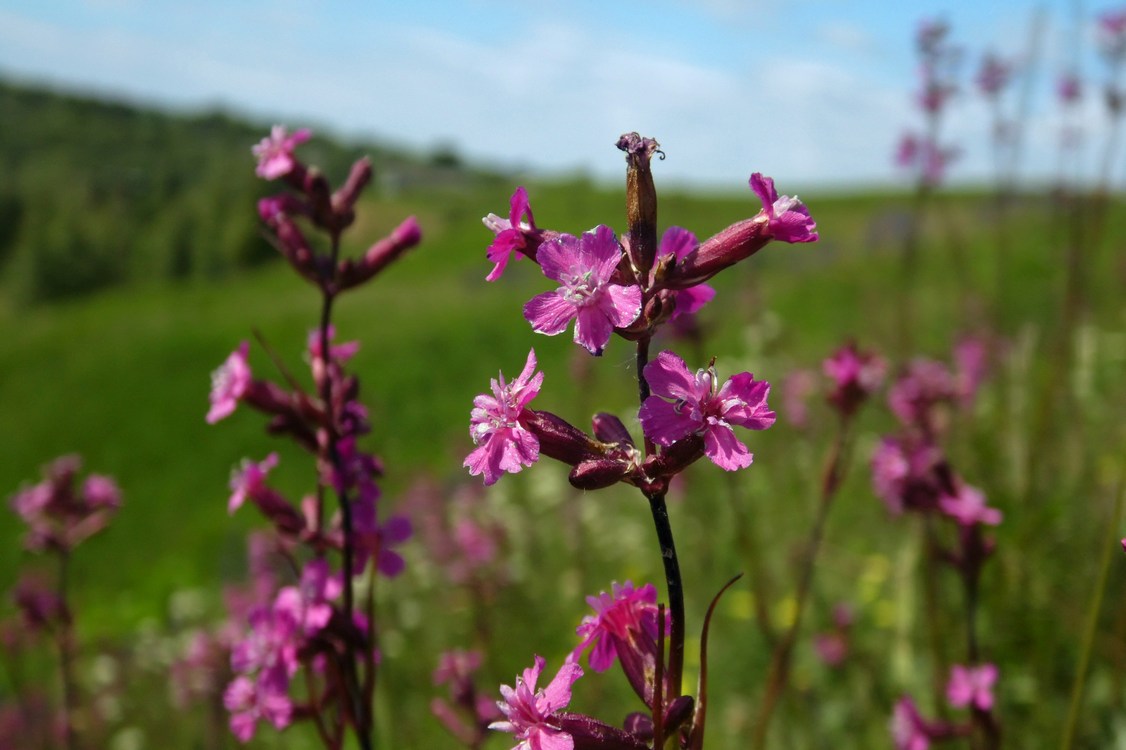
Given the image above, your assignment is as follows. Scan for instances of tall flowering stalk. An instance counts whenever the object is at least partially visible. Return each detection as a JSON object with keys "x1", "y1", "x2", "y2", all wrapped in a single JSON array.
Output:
[
  {"x1": 871, "y1": 343, "x2": 1002, "y2": 749},
  {"x1": 7, "y1": 455, "x2": 123, "y2": 750},
  {"x1": 466, "y1": 133, "x2": 816, "y2": 748},
  {"x1": 207, "y1": 126, "x2": 420, "y2": 747},
  {"x1": 750, "y1": 341, "x2": 885, "y2": 749}
]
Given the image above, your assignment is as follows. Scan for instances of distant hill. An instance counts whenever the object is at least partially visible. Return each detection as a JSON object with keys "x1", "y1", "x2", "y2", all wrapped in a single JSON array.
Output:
[{"x1": 0, "y1": 77, "x2": 495, "y2": 303}]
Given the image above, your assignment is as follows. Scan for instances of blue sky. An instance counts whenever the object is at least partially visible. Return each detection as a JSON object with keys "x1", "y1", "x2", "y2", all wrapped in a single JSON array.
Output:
[{"x1": 0, "y1": 0, "x2": 1118, "y2": 189}]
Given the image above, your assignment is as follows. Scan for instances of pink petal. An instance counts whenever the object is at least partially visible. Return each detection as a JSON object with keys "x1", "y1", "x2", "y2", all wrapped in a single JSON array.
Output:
[
  {"x1": 703, "y1": 424, "x2": 754, "y2": 470},
  {"x1": 749, "y1": 173, "x2": 778, "y2": 212},
  {"x1": 659, "y1": 226, "x2": 697, "y2": 261},
  {"x1": 525, "y1": 292, "x2": 577, "y2": 336},
  {"x1": 602, "y1": 284, "x2": 643, "y2": 327},
  {"x1": 642, "y1": 350, "x2": 696, "y2": 401},
  {"x1": 574, "y1": 305, "x2": 614, "y2": 355},
  {"x1": 638, "y1": 397, "x2": 697, "y2": 445}
]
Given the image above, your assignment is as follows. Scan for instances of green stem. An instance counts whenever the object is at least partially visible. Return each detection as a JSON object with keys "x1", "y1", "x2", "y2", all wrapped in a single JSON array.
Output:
[{"x1": 1060, "y1": 466, "x2": 1126, "y2": 749}]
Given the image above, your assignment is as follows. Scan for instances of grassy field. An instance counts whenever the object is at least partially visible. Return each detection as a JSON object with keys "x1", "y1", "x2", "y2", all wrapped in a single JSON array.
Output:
[{"x1": 1, "y1": 176, "x2": 1125, "y2": 748}]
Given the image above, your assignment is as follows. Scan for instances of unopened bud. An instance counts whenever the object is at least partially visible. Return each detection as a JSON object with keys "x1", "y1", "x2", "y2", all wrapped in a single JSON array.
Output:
[{"x1": 524, "y1": 410, "x2": 602, "y2": 466}]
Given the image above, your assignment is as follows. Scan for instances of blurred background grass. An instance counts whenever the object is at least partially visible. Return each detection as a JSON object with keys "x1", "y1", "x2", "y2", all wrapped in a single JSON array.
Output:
[{"x1": 1, "y1": 78, "x2": 1125, "y2": 748}]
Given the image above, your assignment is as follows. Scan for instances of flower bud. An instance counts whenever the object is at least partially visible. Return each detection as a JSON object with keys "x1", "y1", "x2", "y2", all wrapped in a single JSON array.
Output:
[
  {"x1": 591, "y1": 412, "x2": 634, "y2": 446},
  {"x1": 524, "y1": 410, "x2": 603, "y2": 466},
  {"x1": 617, "y1": 132, "x2": 661, "y2": 281},
  {"x1": 663, "y1": 217, "x2": 770, "y2": 289},
  {"x1": 569, "y1": 457, "x2": 631, "y2": 490}
]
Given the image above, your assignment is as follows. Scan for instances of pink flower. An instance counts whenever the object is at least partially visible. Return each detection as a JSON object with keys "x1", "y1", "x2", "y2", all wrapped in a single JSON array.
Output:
[
  {"x1": 251, "y1": 125, "x2": 311, "y2": 180},
  {"x1": 888, "y1": 358, "x2": 958, "y2": 429},
  {"x1": 976, "y1": 53, "x2": 1012, "y2": 97},
  {"x1": 484, "y1": 186, "x2": 537, "y2": 281},
  {"x1": 823, "y1": 342, "x2": 886, "y2": 416},
  {"x1": 639, "y1": 350, "x2": 776, "y2": 471},
  {"x1": 939, "y1": 483, "x2": 1002, "y2": 527},
  {"x1": 781, "y1": 368, "x2": 817, "y2": 429},
  {"x1": 82, "y1": 474, "x2": 121, "y2": 510},
  {"x1": 946, "y1": 663, "x2": 998, "y2": 711},
  {"x1": 1058, "y1": 72, "x2": 1082, "y2": 105},
  {"x1": 656, "y1": 226, "x2": 715, "y2": 319},
  {"x1": 273, "y1": 559, "x2": 340, "y2": 634},
  {"x1": 208, "y1": 342, "x2": 252, "y2": 424},
  {"x1": 1098, "y1": 9, "x2": 1126, "y2": 60},
  {"x1": 465, "y1": 350, "x2": 544, "y2": 485},
  {"x1": 890, "y1": 696, "x2": 933, "y2": 750},
  {"x1": 749, "y1": 173, "x2": 818, "y2": 243},
  {"x1": 953, "y1": 337, "x2": 988, "y2": 408},
  {"x1": 228, "y1": 453, "x2": 279, "y2": 514},
  {"x1": 571, "y1": 581, "x2": 665, "y2": 672},
  {"x1": 524, "y1": 226, "x2": 642, "y2": 355},
  {"x1": 490, "y1": 655, "x2": 582, "y2": 750},
  {"x1": 223, "y1": 675, "x2": 293, "y2": 742},
  {"x1": 870, "y1": 436, "x2": 943, "y2": 515}
]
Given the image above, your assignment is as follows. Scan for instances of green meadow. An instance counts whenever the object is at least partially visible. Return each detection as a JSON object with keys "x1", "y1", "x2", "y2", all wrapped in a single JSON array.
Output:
[{"x1": 2, "y1": 84, "x2": 1125, "y2": 749}]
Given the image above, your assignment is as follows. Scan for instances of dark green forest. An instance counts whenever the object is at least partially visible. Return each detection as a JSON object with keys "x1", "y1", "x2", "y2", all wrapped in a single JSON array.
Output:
[{"x1": 0, "y1": 77, "x2": 494, "y2": 302}]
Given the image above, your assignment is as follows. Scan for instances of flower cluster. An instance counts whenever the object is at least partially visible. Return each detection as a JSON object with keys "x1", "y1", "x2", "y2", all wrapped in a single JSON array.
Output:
[
  {"x1": 873, "y1": 339, "x2": 1003, "y2": 748},
  {"x1": 10, "y1": 454, "x2": 121, "y2": 553},
  {"x1": 467, "y1": 134, "x2": 812, "y2": 750},
  {"x1": 208, "y1": 126, "x2": 421, "y2": 746},
  {"x1": 896, "y1": 18, "x2": 962, "y2": 185}
]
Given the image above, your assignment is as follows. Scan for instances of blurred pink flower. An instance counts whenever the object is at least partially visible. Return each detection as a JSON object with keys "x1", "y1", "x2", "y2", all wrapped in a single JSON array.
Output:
[
  {"x1": 228, "y1": 453, "x2": 279, "y2": 514},
  {"x1": 208, "y1": 342, "x2": 251, "y2": 424},
  {"x1": 890, "y1": 696, "x2": 933, "y2": 750},
  {"x1": 939, "y1": 483, "x2": 1002, "y2": 527},
  {"x1": 781, "y1": 368, "x2": 817, "y2": 429},
  {"x1": 824, "y1": 342, "x2": 886, "y2": 416},
  {"x1": 947, "y1": 663, "x2": 998, "y2": 711},
  {"x1": 252, "y1": 125, "x2": 311, "y2": 180},
  {"x1": 975, "y1": 53, "x2": 1012, "y2": 97}
]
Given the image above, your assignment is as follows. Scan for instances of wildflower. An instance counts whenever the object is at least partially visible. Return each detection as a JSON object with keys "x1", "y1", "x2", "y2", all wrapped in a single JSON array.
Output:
[
  {"x1": 749, "y1": 173, "x2": 819, "y2": 244},
  {"x1": 1058, "y1": 72, "x2": 1082, "y2": 105},
  {"x1": 890, "y1": 696, "x2": 934, "y2": 750},
  {"x1": 224, "y1": 674, "x2": 293, "y2": 742},
  {"x1": 273, "y1": 559, "x2": 340, "y2": 634},
  {"x1": 465, "y1": 349, "x2": 544, "y2": 485},
  {"x1": 524, "y1": 225, "x2": 642, "y2": 355},
  {"x1": 228, "y1": 454, "x2": 279, "y2": 514},
  {"x1": 252, "y1": 125, "x2": 311, "y2": 180},
  {"x1": 1097, "y1": 9, "x2": 1126, "y2": 60},
  {"x1": 888, "y1": 358, "x2": 958, "y2": 430},
  {"x1": 781, "y1": 369, "x2": 817, "y2": 429},
  {"x1": 639, "y1": 350, "x2": 776, "y2": 471},
  {"x1": 976, "y1": 53, "x2": 1012, "y2": 97},
  {"x1": 484, "y1": 186, "x2": 537, "y2": 281},
  {"x1": 939, "y1": 483, "x2": 1002, "y2": 527},
  {"x1": 656, "y1": 226, "x2": 715, "y2": 320},
  {"x1": 823, "y1": 342, "x2": 886, "y2": 416},
  {"x1": 490, "y1": 655, "x2": 583, "y2": 750},
  {"x1": 947, "y1": 663, "x2": 998, "y2": 711},
  {"x1": 870, "y1": 436, "x2": 944, "y2": 515},
  {"x1": 571, "y1": 581, "x2": 665, "y2": 672},
  {"x1": 208, "y1": 342, "x2": 252, "y2": 424}
]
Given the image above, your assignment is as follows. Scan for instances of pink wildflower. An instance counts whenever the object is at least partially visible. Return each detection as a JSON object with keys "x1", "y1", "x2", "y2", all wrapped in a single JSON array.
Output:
[
  {"x1": 782, "y1": 368, "x2": 817, "y2": 429},
  {"x1": 976, "y1": 53, "x2": 1012, "y2": 97},
  {"x1": 465, "y1": 349, "x2": 544, "y2": 485},
  {"x1": 524, "y1": 225, "x2": 642, "y2": 355},
  {"x1": 890, "y1": 696, "x2": 933, "y2": 750},
  {"x1": 656, "y1": 226, "x2": 715, "y2": 319},
  {"x1": 571, "y1": 581, "x2": 665, "y2": 672},
  {"x1": 639, "y1": 350, "x2": 776, "y2": 471},
  {"x1": 208, "y1": 342, "x2": 252, "y2": 424},
  {"x1": 947, "y1": 663, "x2": 998, "y2": 711},
  {"x1": 224, "y1": 674, "x2": 293, "y2": 742},
  {"x1": 490, "y1": 655, "x2": 583, "y2": 750},
  {"x1": 252, "y1": 125, "x2": 311, "y2": 180},
  {"x1": 1058, "y1": 72, "x2": 1082, "y2": 105},
  {"x1": 273, "y1": 559, "x2": 340, "y2": 634},
  {"x1": 870, "y1": 436, "x2": 943, "y2": 515},
  {"x1": 823, "y1": 342, "x2": 886, "y2": 416},
  {"x1": 82, "y1": 474, "x2": 121, "y2": 510},
  {"x1": 953, "y1": 337, "x2": 988, "y2": 408},
  {"x1": 228, "y1": 453, "x2": 279, "y2": 514},
  {"x1": 939, "y1": 483, "x2": 1002, "y2": 527},
  {"x1": 1098, "y1": 9, "x2": 1126, "y2": 60},
  {"x1": 749, "y1": 173, "x2": 819, "y2": 243},
  {"x1": 888, "y1": 358, "x2": 958, "y2": 429},
  {"x1": 484, "y1": 186, "x2": 537, "y2": 281}
]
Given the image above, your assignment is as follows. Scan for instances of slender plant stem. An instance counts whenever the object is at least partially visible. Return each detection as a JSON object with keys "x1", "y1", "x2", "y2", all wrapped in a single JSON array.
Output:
[
  {"x1": 318, "y1": 233, "x2": 372, "y2": 750},
  {"x1": 751, "y1": 414, "x2": 852, "y2": 750},
  {"x1": 1060, "y1": 465, "x2": 1126, "y2": 749},
  {"x1": 57, "y1": 550, "x2": 78, "y2": 750}
]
